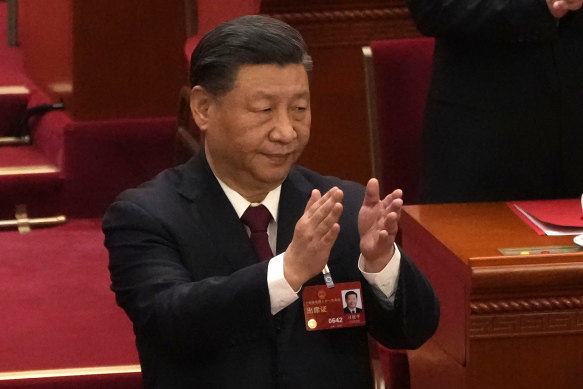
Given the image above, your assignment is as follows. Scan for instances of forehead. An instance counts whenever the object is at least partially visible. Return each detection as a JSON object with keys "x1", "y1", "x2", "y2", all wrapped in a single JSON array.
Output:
[{"x1": 229, "y1": 63, "x2": 310, "y2": 97}]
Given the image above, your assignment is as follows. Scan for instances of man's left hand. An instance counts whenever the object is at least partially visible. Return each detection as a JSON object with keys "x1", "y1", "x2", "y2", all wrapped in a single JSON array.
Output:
[{"x1": 358, "y1": 179, "x2": 403, "y2": 273}]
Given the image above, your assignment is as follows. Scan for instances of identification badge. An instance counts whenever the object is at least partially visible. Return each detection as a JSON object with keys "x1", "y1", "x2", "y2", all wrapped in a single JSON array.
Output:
[{"x1": 302, "y1": 281, "x2": 366, "y2": 331}]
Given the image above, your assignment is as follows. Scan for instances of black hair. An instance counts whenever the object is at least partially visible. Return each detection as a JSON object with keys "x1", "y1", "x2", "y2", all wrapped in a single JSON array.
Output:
[
  {"x1": 189, "y1": 15, "x2": 312, "y2": 96},
  {"x1": 345, "y1": 290, "x2": 358, "y2": 300}
]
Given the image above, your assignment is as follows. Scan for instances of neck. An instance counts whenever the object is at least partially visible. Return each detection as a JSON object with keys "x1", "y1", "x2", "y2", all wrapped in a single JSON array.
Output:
[{"x1": 205, "y1": 151, "x2": 273, "y2": 203}]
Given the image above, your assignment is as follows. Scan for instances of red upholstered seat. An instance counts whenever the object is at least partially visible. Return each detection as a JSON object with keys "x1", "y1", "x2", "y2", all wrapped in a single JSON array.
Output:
[{"x1": 363, "y1": 37, "x2": 435, "y2": 204}]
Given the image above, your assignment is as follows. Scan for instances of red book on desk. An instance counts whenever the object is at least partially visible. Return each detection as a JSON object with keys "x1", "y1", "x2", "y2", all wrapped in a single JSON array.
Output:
[{"x1": 508, "y1": 199, "x2": 583, "y2": 235}]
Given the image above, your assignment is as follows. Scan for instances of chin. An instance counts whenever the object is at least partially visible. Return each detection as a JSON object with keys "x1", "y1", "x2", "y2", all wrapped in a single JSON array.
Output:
[{"x1": 256, "y1": 170, "x2": 288, "y2": 188}]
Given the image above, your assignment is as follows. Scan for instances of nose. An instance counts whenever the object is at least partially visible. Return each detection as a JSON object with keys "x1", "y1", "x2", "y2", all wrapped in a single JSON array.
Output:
[{"x1": 269, "y1": 109, "x2": 296, "y2": 143}]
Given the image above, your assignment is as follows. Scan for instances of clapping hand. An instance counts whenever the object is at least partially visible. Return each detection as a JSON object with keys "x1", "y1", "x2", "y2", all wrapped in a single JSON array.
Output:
[
  {"x1": 358, "y1": 179, "x2": 403, "y2": 273},
  {"x1": 285, "y1": 187, "x2": 344, "y2": 290}
]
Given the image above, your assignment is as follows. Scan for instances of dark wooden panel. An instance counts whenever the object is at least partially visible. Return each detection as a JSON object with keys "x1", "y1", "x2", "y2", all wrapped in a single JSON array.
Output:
[
  {"x1": 20, "y1": 0, "x2": 187, "y2": 121},
  {"x1": 19, "y1": 0, "x2": 74, "y2": 105}
]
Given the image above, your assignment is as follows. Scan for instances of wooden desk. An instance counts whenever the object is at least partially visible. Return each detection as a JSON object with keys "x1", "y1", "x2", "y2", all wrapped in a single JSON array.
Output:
[{"x1": 400, "y1": 203, "x2": 583, "y2": 389}]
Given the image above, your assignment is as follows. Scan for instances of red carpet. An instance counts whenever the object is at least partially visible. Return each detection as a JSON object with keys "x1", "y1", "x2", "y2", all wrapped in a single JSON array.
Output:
[{"x1": 0, "y1": 219, "x2": 141, "y2": 387}]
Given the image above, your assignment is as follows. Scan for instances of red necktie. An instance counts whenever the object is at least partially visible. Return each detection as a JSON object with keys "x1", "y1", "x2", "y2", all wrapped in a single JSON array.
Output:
[{"x1": 241, "y1": 204, "x2": 273, "y2": 261}]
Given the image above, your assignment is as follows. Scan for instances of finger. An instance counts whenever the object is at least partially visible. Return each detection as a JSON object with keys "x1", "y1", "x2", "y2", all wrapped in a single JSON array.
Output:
[
  {"x1": 381, "y1": 190, "x2": 403, "y2": 212},
  {"x1": 363, "y1": 179, "x2": 381, "y2": 206},
  {"x1": 308, "y1": 187, "x2": 343, "y2": 220},
  {"x1": 388, "y1": 188, "x2": 403, "y2": 202},
  {"x1": 301, "y1": 188, "x2": 343, "y2": 238},
  {"x1": 313, "y1": 202, "x2": 344, "y2": 238},
  {"x1": 317, "y1": 187, "x2": 344, "y2": 207},
  {"x1": 547, "y1": 0, "x2": 570, "y2": 16},
  {"x1": 559, "y1": 0, "x2": 580, "y2": 6},
  {"x1": 304, "y1": 189, "x2": 322, "y2": 212},
  {"x1": 566, "y1": 0, "x2": 583, "y2": 9},
  {"x1": 553, "y1": 0, "x2": 577, "y2": 9},
  {"x1": 385, "y1": 197, "x2": 403, "y2": 215},
  {"x1": 321, "y1": 222, "x2": 341, "y2": 246},
  {"x1": 383, "y1": 211, "x2": 400, "y2": 234},
  {"x1": 305, "y1": 187, "x2": 336, "y2": 215}
]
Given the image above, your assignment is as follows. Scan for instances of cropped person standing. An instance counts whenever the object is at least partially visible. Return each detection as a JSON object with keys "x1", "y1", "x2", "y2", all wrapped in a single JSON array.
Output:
[
  {"x1": 407, "y1": 0, "x2": 583, "y2": 203},
  {"x1": 102, "y1": 15, "x2": 438, "y2": 389}
]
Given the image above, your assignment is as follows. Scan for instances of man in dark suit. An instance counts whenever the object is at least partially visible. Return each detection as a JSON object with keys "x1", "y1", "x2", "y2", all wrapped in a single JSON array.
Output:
[
  {"x1": 103, "y1": 15, "x2": 439, "y2": 389},
  {"x1": 407, "y1": 0, "x2": 583, "y2": 203},
  {"x1": 343, "y1": 290, "x2": 363, "y2": 314}
]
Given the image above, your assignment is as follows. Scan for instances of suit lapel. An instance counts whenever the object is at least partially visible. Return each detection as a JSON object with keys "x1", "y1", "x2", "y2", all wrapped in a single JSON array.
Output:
[
  {"x1": 276, "y1": 167, "x2": 313, "y2": 255},
  {"x1": 174, "y1": 159, "x2": 338, "y2": 275},
  {"x1": 177, "y1": 154, "x2": 259, "y2": 272}
]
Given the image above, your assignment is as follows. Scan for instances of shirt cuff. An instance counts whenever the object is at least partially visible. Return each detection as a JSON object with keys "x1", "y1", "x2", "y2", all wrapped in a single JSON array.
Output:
[
  {"x1": 267, "y1": 252, "x2": 299, "y2": 315},
  {"x1": 358, "y1": 243, "x2": 401, "y2": 305}
]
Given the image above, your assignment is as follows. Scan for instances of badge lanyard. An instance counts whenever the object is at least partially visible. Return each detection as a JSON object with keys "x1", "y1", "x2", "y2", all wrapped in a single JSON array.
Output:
[{"x1": 322, "y1": 264, "x2": 334, "y2": 288}]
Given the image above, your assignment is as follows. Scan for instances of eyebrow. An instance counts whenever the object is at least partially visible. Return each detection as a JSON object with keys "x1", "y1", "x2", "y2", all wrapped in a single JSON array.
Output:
[{"x1": 249, "y1": 90, "x2": 310, "y2": 100}]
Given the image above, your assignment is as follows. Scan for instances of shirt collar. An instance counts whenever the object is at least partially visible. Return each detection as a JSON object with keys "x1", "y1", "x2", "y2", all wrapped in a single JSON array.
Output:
[{"x1": 215, "y1": 175, "x2": 281, "y2": 223}]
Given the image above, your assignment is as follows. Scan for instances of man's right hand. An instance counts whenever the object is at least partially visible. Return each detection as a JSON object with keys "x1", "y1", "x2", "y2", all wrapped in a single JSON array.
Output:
[
  {"x1": 283, "y1": 187, "x2": 344, "y2": 291},
  {"x1": 547, "y1": 0, "x2": 583, "y2": 18}
]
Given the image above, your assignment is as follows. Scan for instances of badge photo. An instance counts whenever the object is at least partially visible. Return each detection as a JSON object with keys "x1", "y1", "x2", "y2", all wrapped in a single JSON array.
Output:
[{"x1": 302, "y1": 281, "x2": 366, "y2": 331}]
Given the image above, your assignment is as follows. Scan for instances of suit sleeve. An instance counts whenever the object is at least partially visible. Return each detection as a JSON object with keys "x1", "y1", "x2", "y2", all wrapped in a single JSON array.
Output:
[
  {"x1": 363, "y1": 248, "x2": 440, "y2": 350},
  {"x1": 103, "y1": 199, "x2": 275, "y2": 356},
  {"x1": 406, "y1": 0, "x2": 558, "y2": 42}
]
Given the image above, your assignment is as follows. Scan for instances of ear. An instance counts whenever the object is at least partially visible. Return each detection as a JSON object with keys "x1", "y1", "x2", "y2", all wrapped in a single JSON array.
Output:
[{"x1": 189, "y1": 86, "x2": 212, "y2": 132}]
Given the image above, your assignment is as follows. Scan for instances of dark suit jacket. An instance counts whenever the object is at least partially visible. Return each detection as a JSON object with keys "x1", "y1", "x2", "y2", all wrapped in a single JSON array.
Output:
[
  {"x1": 103, "y1": 153, "x2": 439, "y2": 389},
  {"x1": 407, "y1": 0, "x2": 583, "y2": 203},
  {"x1": 344, "y1": 307, "x2": 363, "y2": 314}
]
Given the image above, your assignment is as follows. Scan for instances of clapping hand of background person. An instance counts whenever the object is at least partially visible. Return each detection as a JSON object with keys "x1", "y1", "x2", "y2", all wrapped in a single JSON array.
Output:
[{"x1": 547, "y1": 0, "x2": 583, "y2": 18}]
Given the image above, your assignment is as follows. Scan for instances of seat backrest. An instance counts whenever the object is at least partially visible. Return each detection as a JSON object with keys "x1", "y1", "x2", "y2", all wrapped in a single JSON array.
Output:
[
  {"x1": 196, "y1": 0, "x2": 261, "y2": 35},
  {"x1": 363, "y1": 37, "x2": 435, "y2": 204},
  {"x1": 184, "y1": 0, "x2": 262, "y2": 62}
]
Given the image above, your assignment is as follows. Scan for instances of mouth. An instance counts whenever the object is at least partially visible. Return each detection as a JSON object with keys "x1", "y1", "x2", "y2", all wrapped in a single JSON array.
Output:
[{"x1": 263, "y1": 152, "x2": 293, "y2": 164}]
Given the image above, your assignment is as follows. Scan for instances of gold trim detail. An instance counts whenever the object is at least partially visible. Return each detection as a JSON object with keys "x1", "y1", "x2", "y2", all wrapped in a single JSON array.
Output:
[
  {"x1": 471, "y1": 296, "x2": 583, "y2": 314},
  {"x1": 0, "y1": 165, "x2": 59, "y2": 176},
  {"x1": 0, "y1": 214, "x2": 67, "y2": 231},
  {"x1": 0, "y1": 136, "x2": 31, "y2": 145},
  {"x1": 269, "y1": 8, "x2": 410, "y2": 24},
  {"x1": 0, "y1": 365, "x2": 141, "y2": 381},
  {"x1": 0, "y1": 85, "x2": 29, "y2": 95},
  {"x1": 470, "y1": 311, "x2": 583, "y2": 339}
]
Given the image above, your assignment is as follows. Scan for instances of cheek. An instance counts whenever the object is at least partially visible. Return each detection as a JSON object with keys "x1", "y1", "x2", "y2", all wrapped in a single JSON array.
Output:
[
  {"x1": 211, "y1": 120, "x2": 259, "y2": 152},
  {"x1": 297, "y1": 124, "x2": 310, "y2": 146},
  {"x1": 298, "y1": 113, "x2": 311, "y2": 140}
]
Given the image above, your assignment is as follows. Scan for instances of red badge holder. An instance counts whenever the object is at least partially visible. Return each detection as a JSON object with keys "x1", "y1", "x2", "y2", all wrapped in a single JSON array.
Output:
[{"x1": 302, "y1": 279, "x2": 366, "y2": 331}]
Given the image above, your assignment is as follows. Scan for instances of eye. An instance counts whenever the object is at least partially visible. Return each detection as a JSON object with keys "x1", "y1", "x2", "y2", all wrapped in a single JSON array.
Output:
[
  {"x1": 261, "y1": 107, "x2": 272, "y2": 112},
  {"x1": 295, "y1": 106, "x2": 306, "y2": 111}
]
